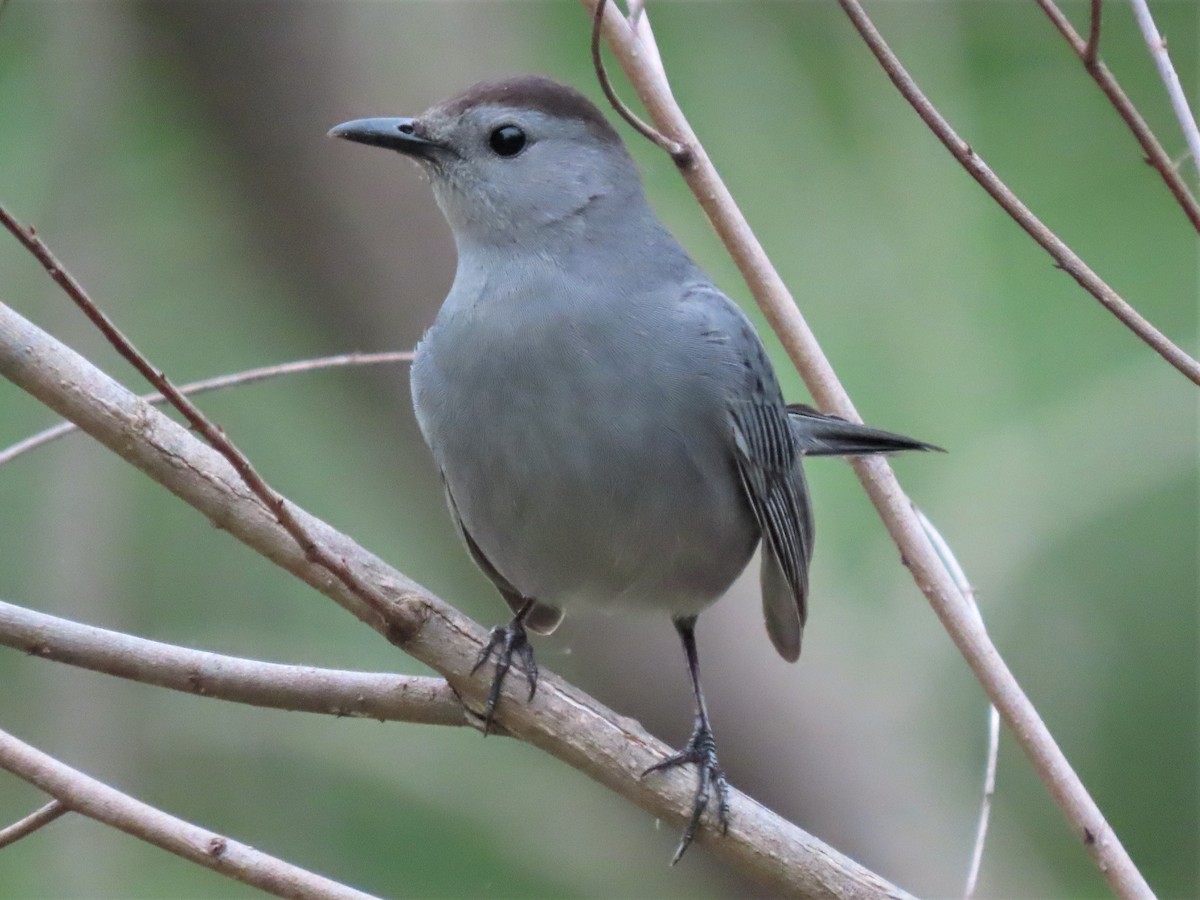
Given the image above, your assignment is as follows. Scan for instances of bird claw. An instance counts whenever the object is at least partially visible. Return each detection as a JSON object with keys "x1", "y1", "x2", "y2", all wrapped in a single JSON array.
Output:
[
  {"x1": 642, "y1": 720, "x2": 730, "y2": 863},
  {"x1": 471, "y1": 617, "x2": 538, "y2": 734}
]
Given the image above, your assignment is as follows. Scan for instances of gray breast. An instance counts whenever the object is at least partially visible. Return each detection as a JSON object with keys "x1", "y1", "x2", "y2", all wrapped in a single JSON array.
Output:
[{"x1": 410, "y1": 274, "x2": 758, "y2": 617}]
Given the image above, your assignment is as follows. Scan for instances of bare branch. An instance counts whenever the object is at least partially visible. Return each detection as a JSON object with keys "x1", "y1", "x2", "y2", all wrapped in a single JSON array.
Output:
[
  {"x1": 590, "y1": 0, "x2": 690, "y2": 164},
  {"x1": 0, "y1": 599, "x2": 464, "y2": 728},
  {"x1": 0, "y1": 299, "x2": 911, "y2": 899},
  {"x1": 1085, "y1": 0, "x2": 1103, "y2": 66},
  {"x1": 1034, "y1": 0, "x2": 1200, "y2": 232},
  {"x1": 834, "y1": 1, "x2": 1199, "y2": 385},
  {"x1": 1128, "y1": 0, "x2": 1200, "y2": 177},
  {"x1": 585, "y1": 3, "x2": 1155, "y2": 897},
  {"x1": 0, "y1": 726, "x2": 378, "y2": 899},
  {"x1": 912, "y1": 507, "x2": 997, "y2": 899},
  {"x1": 0, "y1": 800, "x2": 68, "y2": 849},
  {"x1": 0, "y1": 204, "x2": 398, "y2": 629},
  {"x1": 0, "y1": 351, "x2": 411, "y2": 469}
]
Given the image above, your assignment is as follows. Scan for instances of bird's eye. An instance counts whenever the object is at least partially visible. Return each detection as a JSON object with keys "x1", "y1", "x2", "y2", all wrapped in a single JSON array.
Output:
[{"x1": 488, "y1": 125, "x2": 527, "y2": 157}]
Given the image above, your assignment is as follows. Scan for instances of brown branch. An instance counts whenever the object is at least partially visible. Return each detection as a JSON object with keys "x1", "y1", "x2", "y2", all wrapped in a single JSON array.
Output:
[
  {"x1": 0, "y1": 299, "x2": 912, "y2": 899},
  {"x1": 0, "y1": 351, "x2": 412, "y2": 469},
  {"x1": 1084, "y1": 0, "x2": 1102, "y2": 66},
  {"x1": 585, "y1": 3, "x2": 1155, "y2": 898},
  {"x1": 590, "y1": 0, "x2": 690, "y2": 165},
  {"x1": 0, "y1": 800, "x2": 68, "y2": 849},
  {"x1": 0, "y1": 726, "x2": 379, "y2": 899},
  {"x1": 0, "y1": 204, "x2": 398, "y2": 630},
  {"x1": 836, "y1": 0, "x2": 1199, "y2": 386},
  {"x1": 1035, "y1": 0, "x2": 1200, "y2": 232},
  {"x1": 0, "y1": 599, "x2": 465, "y2": 728}
]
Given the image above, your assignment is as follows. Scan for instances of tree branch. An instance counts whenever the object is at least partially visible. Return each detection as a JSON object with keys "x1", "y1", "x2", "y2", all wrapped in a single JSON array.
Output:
[
  {"x1": 586, "y1": 2, "x2": 1155, "y2": 897},
  {"x1": 589, "y1": 0, "x2": 690, "y2": 164},
  {"x1": 912, "y1": 507, "x2": 998, "y2": 899},
  {"x1": 1127, "y1": 0, "x2": 1200, "y2": 178},
  {"x1": 0, "y1": 800, "x2": 68, "y2": 849},
  {"x1": 0, "y1": 351, "x2": 411, "y2": 469},
  {"x1": 1034, "y1": 0, "x2": 1200, "y2": 232},
  {"x1": 832, "y1": 0, "x2": 1199, "y2": 386},
  {"x1": 0, "y1": 599, "x2": 465, "y2": 728},
  {"x1": 0, "y1": 205, "x2": 398, "y2": 631},
  {"x1": 0, "y1": 726, "x2": 379, "y2": 900},
  {"x1": 0, "y1": 298, "x2": 911, "y2": 899},
  {"x1": 1085, "y1": 0, "x2": 1103, "y2": 66}
]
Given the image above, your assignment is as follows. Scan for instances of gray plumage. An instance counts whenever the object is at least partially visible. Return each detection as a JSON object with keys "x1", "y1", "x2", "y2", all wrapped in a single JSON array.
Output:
[{"x1": 330, "y1": 75, "x2": 937, "y2": 858}]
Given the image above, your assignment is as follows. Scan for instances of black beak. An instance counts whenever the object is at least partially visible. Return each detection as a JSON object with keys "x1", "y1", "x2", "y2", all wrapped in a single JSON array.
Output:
[{"x1": 327, "y1": 117, "x2": 445, "y2": 159}]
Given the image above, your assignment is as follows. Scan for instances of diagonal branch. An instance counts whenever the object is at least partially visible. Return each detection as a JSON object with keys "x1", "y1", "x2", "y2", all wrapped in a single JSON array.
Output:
[
  {"x1": 0, "y1": 351, "x2": 411, "y2": 469},
  {"x1": 0, "y1": 726, "x2": 379, "y2": 900},
  {"x1": 0, "y1": 298, "x2": 912, "y2": 899},
  {"x1": 1034, "y1": 0, "x2": 1200, "y2": 232},
  {"x1": 0, "y1": 599, "x2": 464, "y2": 728},
  {"x1": 912, "y1": 507, "x2": 998, "y2": 899},
  {"x1": 0, "y1": 205, "x2": 397, "y2": 631},
  {"x1": 585, "y1": 2, "x2": 1155, "y2": 897},
  {"x1": 1085, "y1": 0, "x2": 1102, "y2": 66},
  {"x1": 1127, "y1": 0, "x2": 1200, "y2": 178},
  {"x1": 833, "y1": 0, "x2": 1199, "y2": 386},
  {"x1": 0, "y1": 800, "x2": 68, "y2": 849}
]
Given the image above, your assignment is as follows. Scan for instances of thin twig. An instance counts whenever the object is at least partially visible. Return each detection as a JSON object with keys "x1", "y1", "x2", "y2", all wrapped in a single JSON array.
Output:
[
  {"x1": 0, "y1": 351, "x2": 411, "y2": 469},
  {"x1": 1034, "y1": 0, "x2": 1200, "y2": 232},
  {"x1": 0, "y1": 800, "x2": 68, "y2": 849},
  {"x1": 836, "y1": 1, "x2": 1200, "y2": 386},
  {"x1": 1128, "y1": 0, "x2": 1200, "y2": 178},
  {"x1": 1084, "y1": 0, "x2": 1103, "y2": 66},
  {"x1": 0, "y1": 726, "x2": 378, "y2": 899},
  {"x1": 590, "y1": 0, "x2": 691, "y2": 165},
  {"x1": 0, "y1": 204, "x2": 399, "y2": 631},
  {"x1": 586, "y1": 3, "x2": 1155, "y2": 897},
  {"x1": 912, "y1": 507, "x2": 997, "y2": 899},
  {"x1": 0, "y1": 300, "x2": 912, "y2": 900},
  {"x1": 0, "y1": 598, "x2": 465, "y2": 728}
]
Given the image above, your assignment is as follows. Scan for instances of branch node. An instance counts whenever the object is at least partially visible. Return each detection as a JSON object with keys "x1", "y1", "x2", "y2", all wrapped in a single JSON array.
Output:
[
  {"x1": 671, "y1": 147, "x2": 696, "y2": 169},
  {"x1": 590, "y1": 0, "x2": 691, "y2": 161},
  {"x1": 383, "y1": 596, "x2": 431, "y2": 648}
]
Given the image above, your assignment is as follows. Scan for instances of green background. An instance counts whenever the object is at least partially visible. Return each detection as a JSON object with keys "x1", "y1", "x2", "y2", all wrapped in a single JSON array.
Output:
[{"x1": 0, "y1": 1, "x2": 1195, "y2": 897}]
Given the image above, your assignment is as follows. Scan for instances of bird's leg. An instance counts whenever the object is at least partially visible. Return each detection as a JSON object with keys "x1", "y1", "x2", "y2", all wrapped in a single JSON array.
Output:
[
  {"x1": 471, "y1": 597, "x2": 538, "y2": 735},
  {"x1": 641, "y1": 616, "x2": 730, "y2": 863}
]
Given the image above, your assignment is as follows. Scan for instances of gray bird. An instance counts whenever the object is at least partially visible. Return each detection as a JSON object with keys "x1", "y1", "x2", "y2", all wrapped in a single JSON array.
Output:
[{"x1": 331, "y1": 75, "x2": 938, "y2": 861}]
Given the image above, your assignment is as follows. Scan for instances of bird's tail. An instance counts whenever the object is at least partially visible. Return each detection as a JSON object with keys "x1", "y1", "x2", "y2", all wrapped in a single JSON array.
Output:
[{"x1": 786, "y1": 403, "x2": 943, "y2": 457}]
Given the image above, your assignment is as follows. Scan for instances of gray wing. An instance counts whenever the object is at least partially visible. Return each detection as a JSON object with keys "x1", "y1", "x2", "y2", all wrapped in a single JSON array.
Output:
[
  {"x1": 684, "y1": 285, "x2": 814, "y2": 661},
  {"x1": 442, "y1": 478, "x2": 563, "y2": 635}
]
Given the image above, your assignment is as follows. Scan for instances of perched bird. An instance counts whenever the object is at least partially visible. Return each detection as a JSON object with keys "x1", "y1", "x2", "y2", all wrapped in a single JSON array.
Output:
[{"x1": 331, "y1": 75, "x2": 938, "y2": 861}]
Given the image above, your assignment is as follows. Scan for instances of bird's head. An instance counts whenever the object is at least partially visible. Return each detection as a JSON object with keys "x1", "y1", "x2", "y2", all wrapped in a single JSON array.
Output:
[{"x1": 330, "y1": 76, "x2": 643, "y2": 249}]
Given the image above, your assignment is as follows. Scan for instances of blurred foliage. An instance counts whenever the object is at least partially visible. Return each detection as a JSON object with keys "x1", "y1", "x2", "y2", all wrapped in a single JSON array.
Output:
[{"x1": 0, "y1": 2, "x2": 1195, "y2": 898}]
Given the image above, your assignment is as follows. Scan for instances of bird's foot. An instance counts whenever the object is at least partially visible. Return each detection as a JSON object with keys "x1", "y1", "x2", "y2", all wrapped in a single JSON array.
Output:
[
  {"x1": 642, "y1": 719, "x2": 730, "y2": 863},
  {"x1": 470, "y1": 616, "x2": 538, "y2": 735}
]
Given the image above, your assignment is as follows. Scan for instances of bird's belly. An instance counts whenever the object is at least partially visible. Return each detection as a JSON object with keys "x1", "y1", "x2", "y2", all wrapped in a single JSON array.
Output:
[{"x1": 413, "y1": 339, "x2": 757, "y2": 616}]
